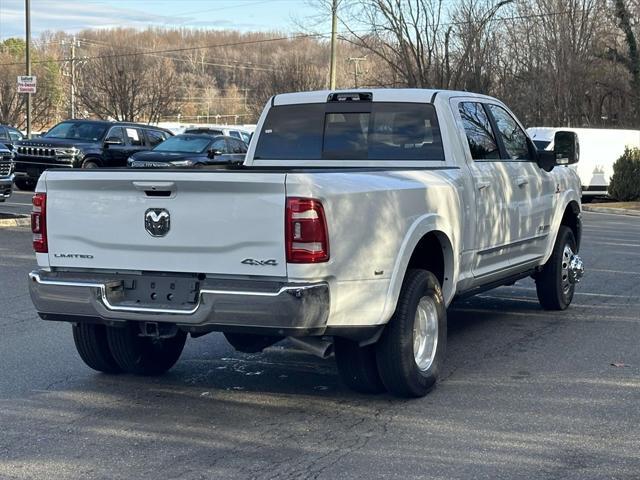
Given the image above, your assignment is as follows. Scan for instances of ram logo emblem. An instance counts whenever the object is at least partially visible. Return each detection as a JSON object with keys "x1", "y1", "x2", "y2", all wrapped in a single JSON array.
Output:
[{"x1": 145, "y1": 208, "x2": 170, "y2": 237}]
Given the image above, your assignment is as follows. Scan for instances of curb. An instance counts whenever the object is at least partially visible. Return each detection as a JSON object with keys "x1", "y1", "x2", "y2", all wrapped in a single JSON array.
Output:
[
  {"x1": 0, "y1": 215, "x2": 30, "y2": 228},
  {"x1": 583, "y1": 205, "x2": 640, "y2": 217}
]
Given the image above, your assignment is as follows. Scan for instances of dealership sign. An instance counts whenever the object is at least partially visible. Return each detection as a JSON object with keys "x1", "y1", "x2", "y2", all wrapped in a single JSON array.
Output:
[{"x1": 17, "y1": 75, "x2": 37, "y2": 94}]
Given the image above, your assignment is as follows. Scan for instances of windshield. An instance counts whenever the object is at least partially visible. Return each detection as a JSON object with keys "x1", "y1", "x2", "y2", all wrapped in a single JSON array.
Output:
[
  {"x1": 44, "y1": 122, "x2": 108, "y2": 142},
  {"x1": 254, "y1": 102, "x2": 444, "y2": 161},
  {"x1": 153, "y1": 135, "x2": 211, "y2": 153}
]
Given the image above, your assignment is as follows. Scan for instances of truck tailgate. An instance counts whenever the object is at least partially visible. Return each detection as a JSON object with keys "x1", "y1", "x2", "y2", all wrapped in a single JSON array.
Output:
[{"x1": 43, "y1": 171, "x2": 287, "y2": 277}]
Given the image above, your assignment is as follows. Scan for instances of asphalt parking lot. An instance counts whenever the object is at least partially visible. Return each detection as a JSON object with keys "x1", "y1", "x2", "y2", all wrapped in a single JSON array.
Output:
[
  {"x1": 0, "y1": 210, "x2": 639, "y2": 480},
  {"x1": 0, "y1": 190, "x2": 32, "y2": 216}
]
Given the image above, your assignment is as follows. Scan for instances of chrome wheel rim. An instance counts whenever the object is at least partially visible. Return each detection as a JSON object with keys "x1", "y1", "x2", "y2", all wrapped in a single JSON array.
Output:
[
  {"x1": 561, "y1": 244, "x2": 575, "y2": 295},
  {"x1": 413, "y1": 296, "x2": 439, "y2": 372}
]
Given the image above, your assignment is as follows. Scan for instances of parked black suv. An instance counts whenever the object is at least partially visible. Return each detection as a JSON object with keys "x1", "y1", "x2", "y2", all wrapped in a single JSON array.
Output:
[{"x1": 13, "y1": 120, "x2": 173, "y2": 190}]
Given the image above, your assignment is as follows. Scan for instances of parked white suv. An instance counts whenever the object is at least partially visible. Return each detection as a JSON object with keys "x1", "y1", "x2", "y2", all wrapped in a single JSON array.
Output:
[{"x1": 28, "y1": 89, "x2": 584, "y2": 397}]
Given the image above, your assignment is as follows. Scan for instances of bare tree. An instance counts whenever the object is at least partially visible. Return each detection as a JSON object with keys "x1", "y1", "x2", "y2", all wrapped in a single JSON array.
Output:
[{"x1": 76, "y1": 44, "x2": 176, "y2": 122}]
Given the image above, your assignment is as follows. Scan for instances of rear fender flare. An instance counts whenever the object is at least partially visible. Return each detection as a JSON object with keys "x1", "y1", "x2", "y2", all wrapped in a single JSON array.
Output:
[{"x1": 380, "y1": 214, "x2": 458, "y2": 323}]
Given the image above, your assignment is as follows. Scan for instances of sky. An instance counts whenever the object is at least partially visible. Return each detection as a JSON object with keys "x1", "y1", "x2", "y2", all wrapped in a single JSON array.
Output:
[{"x1": 0, "y1": 0, "x2": 322, "y2": 40}]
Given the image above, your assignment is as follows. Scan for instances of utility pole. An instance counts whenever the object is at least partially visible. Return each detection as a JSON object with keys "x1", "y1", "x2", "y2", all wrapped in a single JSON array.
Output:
[
  {"x1": 70, "y1": 36, "x2": 76, "y2": 118},
  {"x1": 25, "y1": 0, "x2": 31, "y2": 138},
  {"x1": 329, "y1": 0, "x2": 338, "y2": 90},
  {"x1": 347, "y1": 56, "x2": 367, "y2": 88}
]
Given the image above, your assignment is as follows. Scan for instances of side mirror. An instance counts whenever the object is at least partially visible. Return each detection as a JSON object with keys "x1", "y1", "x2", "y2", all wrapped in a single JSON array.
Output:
[
  {"x1": 535, "y1": 130, "x2": 579, "y2": 172},
  {"x1": 553, "y1": 130, "x2": 579, "y2": 165},
  {"x1": 207, "y1": 149, "x2": 222, "y2": 158},
  {"x1": 104, "y1": 137, "x2": 124, "y2": 146}
]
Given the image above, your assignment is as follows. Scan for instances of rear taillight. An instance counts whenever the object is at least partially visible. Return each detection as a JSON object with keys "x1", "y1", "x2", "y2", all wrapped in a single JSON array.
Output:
[
  {"x1": 286, "y1": 197, "x2": 329, "y2": 263},
  {"x1": 31, "y1": 193, "x2": 47, "y2": 253}
]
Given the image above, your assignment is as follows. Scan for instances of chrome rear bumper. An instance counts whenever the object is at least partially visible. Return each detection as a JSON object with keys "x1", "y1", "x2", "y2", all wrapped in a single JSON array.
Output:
[{"x1": 29, "y1": 271, "x2": 330, "y2": 336}]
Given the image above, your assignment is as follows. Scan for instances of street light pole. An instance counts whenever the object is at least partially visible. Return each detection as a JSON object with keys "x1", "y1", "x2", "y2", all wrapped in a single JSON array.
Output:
[
  {"x1": 329, "y1": 0, "x2": 338, "y2": 90},
  {"x1": 25, "y1": 0, "x2": 32, "y2": 138}
]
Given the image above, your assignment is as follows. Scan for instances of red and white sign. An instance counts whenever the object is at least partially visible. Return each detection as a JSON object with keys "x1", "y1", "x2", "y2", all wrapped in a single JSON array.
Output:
[{"x1": 17, "y1": 75, "x2": 37, "y2": 94}]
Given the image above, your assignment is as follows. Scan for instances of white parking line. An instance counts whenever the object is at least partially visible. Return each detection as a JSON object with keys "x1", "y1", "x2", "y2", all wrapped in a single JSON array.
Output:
[
  {"x1": 596, "y1": 242, "x2": 640, "y2": 248},
  {"x1": 476, "y1": 294, "x2": 631, "y2": 309},
  {"x1": 590, "y1": 268, "x2": 640, "y2": 276},
  {"x1": 452, "y1": 307, "x2": 640, "y2": 323},
  {"x1": 507, "y1": 285, "x2": 637, "y2": 299}
]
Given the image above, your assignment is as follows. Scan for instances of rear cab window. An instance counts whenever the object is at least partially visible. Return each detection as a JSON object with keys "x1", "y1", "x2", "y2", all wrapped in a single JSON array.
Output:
[{"x1": 254, "y1": 101, "x2": 444, "y2": 161}]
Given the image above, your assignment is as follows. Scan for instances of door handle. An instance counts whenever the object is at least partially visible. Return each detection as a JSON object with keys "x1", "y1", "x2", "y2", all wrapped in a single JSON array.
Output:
[
  {"x1": 516, "y1": 176, "x2": 529, "y2": 187},
  {"x1": 477, "y1": 181, "x2": 491, "y2": 190}
]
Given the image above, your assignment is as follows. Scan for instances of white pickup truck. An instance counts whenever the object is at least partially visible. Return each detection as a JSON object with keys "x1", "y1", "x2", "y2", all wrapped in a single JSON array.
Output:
[{"x1": 28, "y1": 89, "x2": 584, "y2": 398}]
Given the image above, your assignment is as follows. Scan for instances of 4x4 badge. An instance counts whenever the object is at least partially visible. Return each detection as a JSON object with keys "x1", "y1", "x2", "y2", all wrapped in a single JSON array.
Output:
[
  {"x1": 145, "y1": 208, "x2": 170, "y2": 237},
  {"x1": 242, "y1": 258, "x2": 278, "y2": 266}
]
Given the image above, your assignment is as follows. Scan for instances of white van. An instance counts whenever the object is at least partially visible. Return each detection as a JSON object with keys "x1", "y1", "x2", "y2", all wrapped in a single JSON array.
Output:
[{"x1": 527, "y1": 127, "x2": 640, "y2": 200}]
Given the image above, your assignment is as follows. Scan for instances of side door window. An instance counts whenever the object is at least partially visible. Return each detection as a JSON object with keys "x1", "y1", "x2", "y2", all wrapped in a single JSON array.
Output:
[
  {"x1": 458, "y1": 102, "x2": 500, "y2": 160},
  {"x1": 485, "y1": 105, "x2": 531, "y2": 160},
  {"x1": 228, "y1": 130, "x2": 242, "y2": 139},
  {"x1": 0, "y1": 127, "x2": 9, "y2": 142},
  {"x1": 145, "y1": 129, "x2": 166, "y2": 148},
  {"x1": 229, "y1": 138, "x2": 247, "y2": 153},
  {"x1": 124, "y1": 127, "x2": 144, "y2": 147},
  {"x1": 106, "y1": 126, "x2": 125, "y2": 143},
  {"x1": 210, "y1": 138, "x2": 227, "y2": 154}
]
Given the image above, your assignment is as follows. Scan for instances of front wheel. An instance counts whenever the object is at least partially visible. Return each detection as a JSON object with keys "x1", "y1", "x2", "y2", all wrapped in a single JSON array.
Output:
[
  {"x1": 14, "y1": 177, "x2": 35, "y2": 191},
  {"x1": 106, "y1": 324, "x2": 187, "y2": 375},
  {"x1": 375, "y1": 269, "x2": 447, "y2": 398},
  {"x1": 81, "y1": 159, "x2": 99, "y2": 169},
  {"x1": 535, "y1": 226, "x2": 580, "y2": 310}
]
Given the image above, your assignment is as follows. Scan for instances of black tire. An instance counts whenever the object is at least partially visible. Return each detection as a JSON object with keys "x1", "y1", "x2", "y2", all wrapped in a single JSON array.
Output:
[
  {"x1": 82, "y1": 159, "x2": 99, "y2": 169},
  {"x1": 223, "y1": 332, "x2": 282, "y2": 353},
  {"x1": 535, "y1": 226, "x2": 577, "y2": 310},
  {"x1": 72, "y1": 323, "x2": 122, "y2": 374},
  {"x1": 14, "y1": 177, "x2": 35, "y2": 191},
  {"x1": 376, "y1": 269, "x2": 447, "y2": 398},
  {"x1": 106, "y1": 323, "x2": 187, "y2": 375},
  {"x1": 334, "y1": 338, "x2": 386, "y2": 394}
]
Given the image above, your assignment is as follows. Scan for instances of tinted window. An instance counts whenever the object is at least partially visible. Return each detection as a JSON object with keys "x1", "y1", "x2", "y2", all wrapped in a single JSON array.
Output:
[
  {"x1": 486, "y1": 105, "x2": 531, "y2": 160},
  {"x1": 7, "y1": 127, "x2": 23, "y2": 141},
  {"x1": 0, "y1": 127, "x2": 8, "y2": 140},
  {"x1": 154, "y1": 135, "x2": 211, "y2": 153},
  {"x1": 45, "y1": 121, "x2": 108, "y2": 142},
  {"x1": 459, "y1": 102, "x2": 500, "y2": 160},
  {"x1": 323, "y1": 112, "x2": 369, "y2": 159},
  {"x1": 228, "y1": 130, "x2": 242, "y2": 139},
  {"x1": 229, "y1": 138, "x2": 247, "y2": 153},
  {"x1": 255, "y1": 104, "x2": 325, "y2": 160},
  {"x1": 124, "y1": 127, "x2": 144, "y2": 146},
  {"x1": 369, "y1": 103, "x2": 442, "y2": 160},
  {"x1": 255, "y1": 103, "x2": 444, "y2": 161},
  {"x1": 146, "y1": 129, "x2": 166, "y2": 147},
  {"x1": 106, "y1": 126, "x2": 125, "y2": 142},
  {"x1": 210, "y1": 138, "x2": 228, "y2": 153}
]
